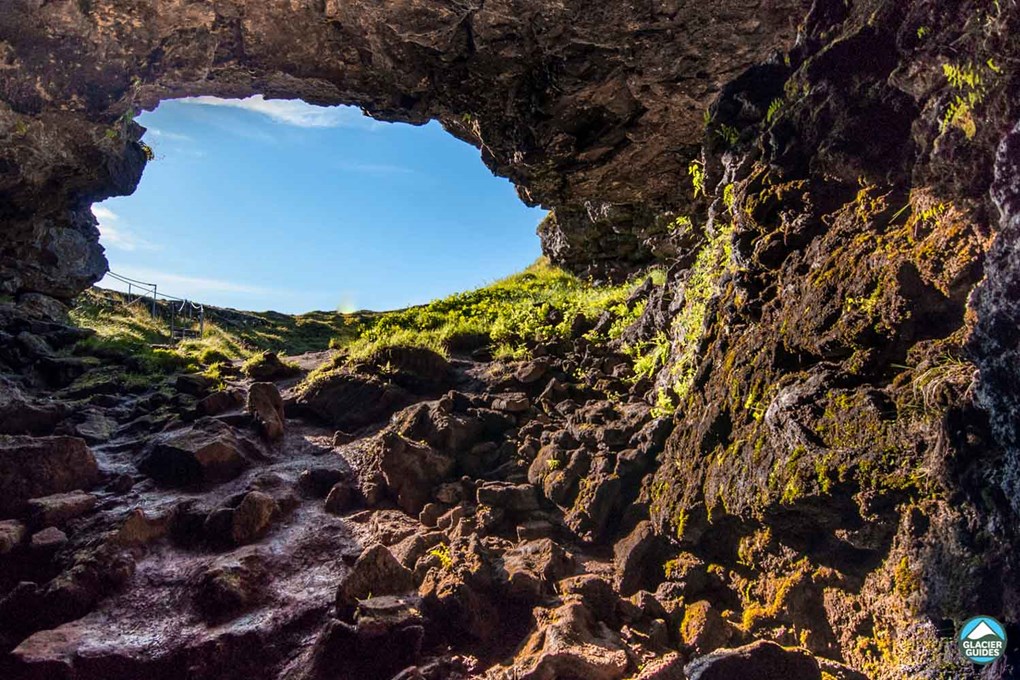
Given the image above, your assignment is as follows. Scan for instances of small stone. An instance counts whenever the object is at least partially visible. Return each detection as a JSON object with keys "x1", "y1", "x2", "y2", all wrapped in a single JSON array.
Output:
[
  {"x1": 419, "y1": 502, "x2": 444, "y2": 528},
  {"x1": 476, "y1": 481, "x2": 540, "y2": 512},
  {"x1": 684, "y1": 640, "x2": 821, "y2": 680},
  {"x1": 30, "y1": 526, "x2": 67, "y2": 551},
  {"x1": 247, "y1": 382, "x2": 286, "y2": 441},
  {"x1": 492, "y1": 393, "x2": 530, "y2": 413},
  {"x1": 333, "y1": 430, "x2": 356, "y2": 446},
  {"x1": 324, "y1": 483, "x2": 354, "y2": 515},
  {"x1": 0, "y1": 520, "x2": 27, "y2": 554},
  {"x1": 26, "y1": 491, "x2": 96, "y2": 528},
  {"x1": 231, "y1": 491, "x2": 278, "y2": 545},
  {"x1": 516, "y1": 358, "x2": 550, "y2": 384}
]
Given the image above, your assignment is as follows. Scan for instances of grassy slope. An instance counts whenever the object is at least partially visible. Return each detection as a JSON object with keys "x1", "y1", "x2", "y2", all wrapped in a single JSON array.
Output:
[{"x1": 70, "y1": 259, "x2": 663, "y2": 386}]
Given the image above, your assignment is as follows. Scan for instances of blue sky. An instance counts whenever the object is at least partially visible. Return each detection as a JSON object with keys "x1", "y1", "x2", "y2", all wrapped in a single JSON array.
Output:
[{"x1": 94, "y1": 96, "x2": 545, "y2": 313}]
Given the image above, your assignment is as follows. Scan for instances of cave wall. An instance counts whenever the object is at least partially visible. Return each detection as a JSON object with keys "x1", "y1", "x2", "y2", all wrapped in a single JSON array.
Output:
[{"x1": 0, "y1": 0, "x2": 809, "y2": 296}]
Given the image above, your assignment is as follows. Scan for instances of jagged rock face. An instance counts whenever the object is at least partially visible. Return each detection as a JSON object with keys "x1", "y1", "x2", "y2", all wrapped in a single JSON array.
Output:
[{"x1": 0, "y1": 0, "x2": 809, "y2": 294}]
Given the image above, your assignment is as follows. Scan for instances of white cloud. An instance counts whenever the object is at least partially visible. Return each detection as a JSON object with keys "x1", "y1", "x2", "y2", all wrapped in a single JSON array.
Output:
[
  {"x1": 178, "y1": 95, "x2": 377, "y2": 129},
  {"x1": 92, "y1": 206, "x2": 161, "y2": 252},
  {"x1": 145, "y1": 127, "x2": 193, "y2": 142},
  {"x1": 103, "y1": 266, "x2": 279, "y2": 299}
]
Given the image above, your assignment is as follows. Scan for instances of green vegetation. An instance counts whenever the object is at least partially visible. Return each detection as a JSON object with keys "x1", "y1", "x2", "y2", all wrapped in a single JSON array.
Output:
[
  {"x1": 325, "y1": 258, "x2": 656, "y2": 365},
  {"x1": 689, "y1": 159, "x2": 706, "y2": 198},
  {"x1": 428, "y1": 543, "x2": 453, "y2": 570},
  {"x1": 940, "y1": 61, "x2": 994, "y2": 139},
  {"x1": 765, "y1": 98, "x2": 783, "y2": 125},
  {"x1": 715, "y1": 123, "x2": 740, "y2": 147},
  {"x1": 664, "y1": 222, "x2": 736, "y2": 406}
]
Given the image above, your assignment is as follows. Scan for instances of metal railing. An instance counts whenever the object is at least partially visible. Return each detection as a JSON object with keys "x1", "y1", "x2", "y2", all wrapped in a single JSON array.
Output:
[{"x1": 104, "y1": 271, "x2": 204, "y2": 344}]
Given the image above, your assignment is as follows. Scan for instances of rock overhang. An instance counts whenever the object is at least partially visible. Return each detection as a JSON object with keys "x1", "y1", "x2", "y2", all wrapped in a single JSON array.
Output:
[{"x1": 0, "y1": 0, "x2": 812, "y2": 298}]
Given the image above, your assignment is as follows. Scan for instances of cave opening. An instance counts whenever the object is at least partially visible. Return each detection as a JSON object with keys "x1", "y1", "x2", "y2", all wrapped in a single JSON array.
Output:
[{"x1": 92, "y1": 96, "x2": 546, "y2": 314}]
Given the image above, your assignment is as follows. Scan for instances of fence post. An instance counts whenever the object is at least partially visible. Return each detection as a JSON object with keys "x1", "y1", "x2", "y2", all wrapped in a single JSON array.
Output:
[{"x1": 151, "y1": 285, "x2": 157, "y2": 318}]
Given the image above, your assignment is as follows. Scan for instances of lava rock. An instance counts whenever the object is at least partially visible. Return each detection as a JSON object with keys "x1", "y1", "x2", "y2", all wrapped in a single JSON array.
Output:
[
  {"x1": 336, "y1": 545, "x2": 416, "y2": 619},
  {"x1": 0, "y1": 435, "x2": 99, "y2": 518},
  {"x1": 25, "y1": 491, "x2": 97, "y2": 528},
  {"x1": 137, "y1": 418, "x2": 251, "y2": 486},
  {"x1": 231, "y1": 491, "x2": 278, "y2": 544},
  {"x1": 684, "y1": 640, "x2": 821, "y2": 680},
  {"x1": 0, "y1": 519, "x2": 27, "y2": 554},
  {"x1": 247, "y1": 382, "x2": 286, "y2": 441}
]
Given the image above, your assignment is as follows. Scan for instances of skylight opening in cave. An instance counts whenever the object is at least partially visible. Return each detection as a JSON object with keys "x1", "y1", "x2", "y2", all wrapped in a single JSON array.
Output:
[{"x1": 93, "y1": 96, "x2": 545, "y2": 314}]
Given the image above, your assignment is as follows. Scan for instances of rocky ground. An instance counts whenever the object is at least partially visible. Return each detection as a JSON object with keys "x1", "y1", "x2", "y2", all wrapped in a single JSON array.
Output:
[
  {"x1": 3, "y1": 0, "x2": 1020, "y2": 677},
  {"x1": 0, "y1": 293, "x2": 877, "y2": 680}
]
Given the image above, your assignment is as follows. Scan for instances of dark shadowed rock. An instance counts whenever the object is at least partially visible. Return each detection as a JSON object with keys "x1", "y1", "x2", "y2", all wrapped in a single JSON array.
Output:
[
  {"x1": 230, "y1": 491, "x2": 278, "y2": 545},
  {"x1": 324, "y1": 483, "x2": 354, "y2": 515},
  {"x1": 0, "y1": 435, "x2": 99, "y2": 518},
  {"x1": 193, "y1": 551, "x2": 268, "y2": 621},
  {"x1": 0, "y1": 519, "x2": 27, "y2": 554},
  {"x1": 243, "y1": 351, "x2": 301, "y2": 382},
  {"x1": 137, "y1": 418, "x2": 252, "y2": 486},
  {"x1": 614, "y1": 521, "x2": 662, "y2": 597},
  {"x1": 377, "y1": 432, "x2": 456, "y2": 515},
  {"x1": 25, "y1": 491, "x2": 97, "y2": 528},
  {"x1": 500, "y1": 601, "x2": 630, "y2": 680},
  {"x1": 336, "y1": 545, "x2": 416, "y2": 620},
  {"x1": 684, "y1": 640, "x2": 821, "y2": 680},
  {"x1": 297, "y1": 371, "x2": 413, "y2": 430}
]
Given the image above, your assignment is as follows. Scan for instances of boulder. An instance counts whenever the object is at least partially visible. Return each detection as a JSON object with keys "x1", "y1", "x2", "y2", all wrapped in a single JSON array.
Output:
[
  {"x1": 300, "y1": 597, "x2": 424, "y2": 680},
  {"x1": 501, "y1": 538, "x2": 574, "y2": 600},
  {"x1": 231, "y1": 491, "x2": 278, "y2": 545},
  {"x1": 176, "y1": 373, "x2": 217, "y2": 397},
  {"x1": 0, "y1": 435, "x2": 99, "y2": 518},
  {"x1": 137, "y1": 418, "x2": 251, "y2": 486},
  {"x1": 684, "y1": 640, "x2": 821, "y2": 680},
  {"x1": 324, "y1": 483, "x2": 354, "y2": 515},
  {"x1": 243, "y1": 351, "x2": 301, "y2": 382},
  {"x1": 362, "y1": 345, "x2": 453, "y2": 393},
  {"x1": 197, "y1": 389, "x2": 243, "y2": 416},
  {"x1": 25, "y1": 491, "x2": 97, "y2": 528},
  {"x1": 298, "y1": 467, "x2": 349, "y2": 498},
  {"x1": 247, "y1": 382, "x2": 286, "y2": 441},
  {"x1": 297, "y1": 371, "x2": 413, "y2": 430},
  {"x1": 504, "y1": 601, "x2": 630, "y2": 680},
  {"x1": 614, "y1": 521, "x2": 663, "y2": 596},
  {"x1": 336, "y1": 545, "x2": 416, "y2": 619},
  {"x1": 30, "y1": 526, "x2": 67, "y2": 551},
  {"x1": 516, "y1": 358, "x2": 550, "y2": 384},
  {"x1": 492, "y1": 392, "x2": 531, "y2": 413},
  {"x1": 476, "y1": 481, "x2": 540, "y2": 512},
  {"x1": 377, "y1": 432, "x2": 456, "y2": 515},
  {"x1": 0, "y1": 378, "x2": 67, "y2": 435},
  {"x1": 193, "y1": 551, "x2": 268, "y2": 621},
  {"x1": 681, "y1": 600, "x2": 739, "y2": 656}
]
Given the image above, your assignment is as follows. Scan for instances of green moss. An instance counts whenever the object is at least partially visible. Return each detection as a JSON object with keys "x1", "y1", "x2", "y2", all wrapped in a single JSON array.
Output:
[
  {"x1": 664, "y1": 222, "x2": 736, "y2": 402},
  {"x1": 893, "y1": 556, "x2": 921, "y2": 598}
]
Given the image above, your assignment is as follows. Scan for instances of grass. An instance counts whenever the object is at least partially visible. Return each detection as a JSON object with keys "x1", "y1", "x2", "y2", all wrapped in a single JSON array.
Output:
[
  {"x1": 327, "y1": 258, "x2": 656, "y2": 365},
  {"x1": 73, "y1": 260, "x2": 667, "y2": 399}
]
